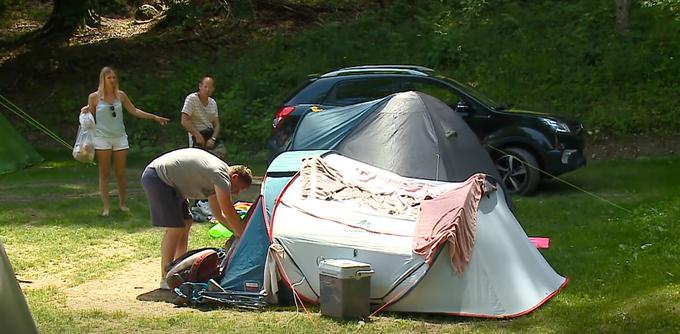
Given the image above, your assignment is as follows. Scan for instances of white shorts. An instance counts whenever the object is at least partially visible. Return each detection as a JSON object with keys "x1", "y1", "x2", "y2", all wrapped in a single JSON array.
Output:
[{"x1": 94, "y1": 135, "x2": 129, "y2": 151}]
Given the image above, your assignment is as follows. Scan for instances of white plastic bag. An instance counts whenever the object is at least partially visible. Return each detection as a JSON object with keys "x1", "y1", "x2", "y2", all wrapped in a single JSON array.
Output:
[{"x1": 72, "y1": 112, "x2": 96, "y2": 163}]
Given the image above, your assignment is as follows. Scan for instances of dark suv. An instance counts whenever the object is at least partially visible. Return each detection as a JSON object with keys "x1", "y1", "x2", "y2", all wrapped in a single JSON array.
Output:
[{"x1": 268, "y1": 65, "x2": 586, "y2": 195}]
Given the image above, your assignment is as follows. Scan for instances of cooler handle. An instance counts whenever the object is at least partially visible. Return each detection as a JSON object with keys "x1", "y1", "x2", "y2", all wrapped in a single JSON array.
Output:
[{"x1": 354, "y1": 269, "x2": 375, "y2": 279}]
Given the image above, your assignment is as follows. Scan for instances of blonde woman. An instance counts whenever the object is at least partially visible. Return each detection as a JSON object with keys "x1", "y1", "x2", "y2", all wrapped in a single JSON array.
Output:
[{"x1": 81, "y1": 66, "x2": 170, "y2": 216}]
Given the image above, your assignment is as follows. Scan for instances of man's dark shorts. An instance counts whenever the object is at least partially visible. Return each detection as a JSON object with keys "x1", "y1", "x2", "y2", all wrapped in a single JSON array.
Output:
[{"x1": 141, "y1": 167, "x2": 191, "y2": 228}]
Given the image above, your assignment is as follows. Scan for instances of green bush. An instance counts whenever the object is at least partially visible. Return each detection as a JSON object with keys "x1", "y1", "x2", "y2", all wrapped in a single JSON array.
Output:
[
  {"x1": 8, "y1": 0, "x2": 680, "y2": 154},
  {"x1": 92, "y1": 0, "x2": 129, "y2": 17},
  {"x1": 122, "y1": 0, "x2": 680, "y2": 154},
  {"x1": 0, "y1": 0, "x2": 11, "y2": 10}
]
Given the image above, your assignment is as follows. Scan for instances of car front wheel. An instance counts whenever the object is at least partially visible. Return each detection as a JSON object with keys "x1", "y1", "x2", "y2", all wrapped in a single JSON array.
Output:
[{"x1": 494, "y1": 147, "x2": 541, "y2": 196}]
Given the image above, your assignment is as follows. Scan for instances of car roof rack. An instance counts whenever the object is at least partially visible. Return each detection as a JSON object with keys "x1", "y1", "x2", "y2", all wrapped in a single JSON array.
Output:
[
  {"x1": 341, "y1": 65, "x2": 434, "y2": 72},
  {"x1": 320, "y1": 65, "x2": 434, "y2": 78}
]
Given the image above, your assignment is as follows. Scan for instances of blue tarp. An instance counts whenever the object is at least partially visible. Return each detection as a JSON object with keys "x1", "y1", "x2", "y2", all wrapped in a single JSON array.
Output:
[
  {"x1": 217, "y1": 150, "x2": 332, "y2": 294},
  {"x1": 218, "y1": 198, "x2": 271, "y2": 292},
  {"x1": 291, "y1": 101, "x2": 381, "y2": 150}
]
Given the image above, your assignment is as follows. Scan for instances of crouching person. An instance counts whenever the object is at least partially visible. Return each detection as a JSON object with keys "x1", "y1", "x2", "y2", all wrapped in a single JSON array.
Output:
[{"x1": 141, "y1": 148, "x2": 252, "y2": 290}]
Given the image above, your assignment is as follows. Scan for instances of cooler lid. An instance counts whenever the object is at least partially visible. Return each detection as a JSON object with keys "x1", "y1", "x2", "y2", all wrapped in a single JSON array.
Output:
[{"x1": 319, "y1": 259, "x2": 374, "y2": 279}]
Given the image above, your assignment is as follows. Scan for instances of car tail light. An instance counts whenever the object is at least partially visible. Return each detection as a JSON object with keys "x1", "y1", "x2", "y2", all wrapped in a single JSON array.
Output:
[{"x1": 272, "y1": 106, "x2": 295, "y2": 129}]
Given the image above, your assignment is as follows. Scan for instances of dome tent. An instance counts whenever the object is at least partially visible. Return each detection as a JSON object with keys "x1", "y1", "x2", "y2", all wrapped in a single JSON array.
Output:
[{"x1": 291, "y1": 91, "x2": 501, "y2": 183}]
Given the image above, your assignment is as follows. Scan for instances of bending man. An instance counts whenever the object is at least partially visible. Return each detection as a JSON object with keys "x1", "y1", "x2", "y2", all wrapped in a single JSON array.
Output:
[{"x1": 141, "y1": 148, "x2": 252, "y2": 289}]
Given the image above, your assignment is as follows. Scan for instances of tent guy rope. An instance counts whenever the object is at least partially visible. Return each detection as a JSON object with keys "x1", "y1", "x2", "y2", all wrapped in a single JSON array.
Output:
[
  {"x1": 487, "y1": 144, "x2": 632, "y2": 214},
  {"x1": 0, "y1": 94, "x2": 72, "y2": 150}
]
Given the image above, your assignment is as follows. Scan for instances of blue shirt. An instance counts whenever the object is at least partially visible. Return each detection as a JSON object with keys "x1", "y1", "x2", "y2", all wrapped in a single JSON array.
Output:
[{"x1": 95, "y1": 99, "x2": 126, "y2": 138}]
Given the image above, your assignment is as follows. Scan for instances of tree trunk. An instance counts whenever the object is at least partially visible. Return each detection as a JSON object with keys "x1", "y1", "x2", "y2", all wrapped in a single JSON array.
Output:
[
  {"x1": 378, "y1": 0, "x2": 392, "y2": 8},
  {"x1": 252, "y1": 0, "x2": 317, "y2": 19},
  {"x1": 41, "y1": 0, "x2": 89, "y2": 39},
  {"x1": 615, "y1": 0, "x2": 631, "y2": 36}
]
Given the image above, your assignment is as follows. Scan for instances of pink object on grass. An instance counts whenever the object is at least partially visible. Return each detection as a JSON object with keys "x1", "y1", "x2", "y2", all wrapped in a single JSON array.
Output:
[{"x1": 529, "y1": 237, "x2": 550, "y2": 249}]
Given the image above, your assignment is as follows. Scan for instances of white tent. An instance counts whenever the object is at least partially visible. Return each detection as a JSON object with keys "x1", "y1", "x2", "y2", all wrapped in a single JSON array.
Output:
[{"x1": 270, "y1": 152, "x2": 567, "y2": 318}]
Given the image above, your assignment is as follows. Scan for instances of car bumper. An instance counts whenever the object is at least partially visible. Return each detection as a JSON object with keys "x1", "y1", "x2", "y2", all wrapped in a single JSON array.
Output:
[{"x1": 543, "y1": 148, "x2": 586, "y2": 176}]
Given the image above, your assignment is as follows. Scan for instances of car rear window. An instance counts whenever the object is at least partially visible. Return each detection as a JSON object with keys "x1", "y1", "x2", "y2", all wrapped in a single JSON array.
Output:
[
  {"x1": 323, "y1": 78, "x2": 399, "y2": 106},
  {"x1": 398, "y1": 78, "x2": 461, "y2": 107},
  {"x1": 285, "y1": 79, "x2": 329, "y2": 105}
]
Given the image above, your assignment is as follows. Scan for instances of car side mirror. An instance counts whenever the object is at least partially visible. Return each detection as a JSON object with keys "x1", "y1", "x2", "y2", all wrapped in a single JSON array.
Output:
[{"x1": 455, "y1": 100, "x2": 473, "y2": 116}]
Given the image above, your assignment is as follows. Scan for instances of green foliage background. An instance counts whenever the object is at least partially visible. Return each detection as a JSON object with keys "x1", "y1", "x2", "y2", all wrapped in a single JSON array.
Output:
[
  {"x1": 4, "y1": 0, "x2": 680, "y2": 159},
  {"x1": 152, "y1": 0, "x2": 679, "y2": 152}
]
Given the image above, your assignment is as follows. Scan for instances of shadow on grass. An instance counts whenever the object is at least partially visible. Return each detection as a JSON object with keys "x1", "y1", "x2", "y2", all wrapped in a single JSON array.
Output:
[
  {"x1": 136, "y1": 289, "x2": 177, "y2": 304},
  {"x1": 136, "y1": 289, "x2": 307, "y2": 314},
  {"x1": 535, "y1": 178, "x2": 580, "y2": 195},
  {"x1": 135, "y1": 288, "x2": 239, "y2": 313},
  {"x1": 374, "y1": 310, "x2": 485, "y2": 324}
]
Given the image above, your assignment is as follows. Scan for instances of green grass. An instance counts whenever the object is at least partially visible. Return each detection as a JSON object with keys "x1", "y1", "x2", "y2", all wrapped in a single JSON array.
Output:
[
  {"x1": 1, "y1": 153, "x2": 679, "y2": 333},
  {"x1": 510, "y1": 156, "x2": 680, "y2": 332}
]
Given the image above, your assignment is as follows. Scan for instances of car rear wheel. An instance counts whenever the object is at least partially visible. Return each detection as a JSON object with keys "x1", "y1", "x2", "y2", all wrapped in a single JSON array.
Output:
[{"x1": 494, "y1": 147, "x2": 541, "y2": 196}]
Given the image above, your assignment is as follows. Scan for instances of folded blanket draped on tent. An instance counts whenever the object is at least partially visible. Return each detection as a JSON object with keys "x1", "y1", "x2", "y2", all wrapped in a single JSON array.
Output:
[
  {"x1": 298, "y1": 156, "x2": 486, "y2": 275},
  {"x1": 299, "y1": 156, "x2": 460, "y2": 219},
  {"x1": 413, "y1": 173, "x2": 486, "y2": 275}
]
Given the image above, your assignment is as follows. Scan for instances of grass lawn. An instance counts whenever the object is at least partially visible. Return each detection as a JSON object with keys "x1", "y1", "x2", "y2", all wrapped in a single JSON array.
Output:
[{"x1": 1, "y1": 150, "x2": 679, "y2": 333}]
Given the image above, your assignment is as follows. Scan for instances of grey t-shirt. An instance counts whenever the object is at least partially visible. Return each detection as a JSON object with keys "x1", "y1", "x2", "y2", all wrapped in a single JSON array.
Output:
[{"x1": 149, "y1": 148, "x2": 231, "y2": 199}]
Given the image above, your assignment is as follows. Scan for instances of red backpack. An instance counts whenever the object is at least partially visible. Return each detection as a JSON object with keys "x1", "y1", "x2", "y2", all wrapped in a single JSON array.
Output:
[
  {"x1": 164, "y1": 238, "x2": 239, "y2": 290},
  {"x1": 165, "y1": 248, "x2": 222, "y2": 290}
]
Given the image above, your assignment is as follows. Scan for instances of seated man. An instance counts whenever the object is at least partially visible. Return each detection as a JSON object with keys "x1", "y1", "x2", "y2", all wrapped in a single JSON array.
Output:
[{"x1": 180, "y1": 75, "x2": 227, "y2": 160}]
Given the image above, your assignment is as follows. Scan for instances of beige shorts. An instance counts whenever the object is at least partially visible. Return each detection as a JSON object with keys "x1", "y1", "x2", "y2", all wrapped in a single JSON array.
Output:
[{"x1": 94, "y1": 135, "x2": 129, "y2": 151}]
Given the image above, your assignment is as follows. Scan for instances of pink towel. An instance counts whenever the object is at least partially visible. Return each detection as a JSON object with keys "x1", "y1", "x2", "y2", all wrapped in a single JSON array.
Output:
[{"x1": 412, "y1": 174, "x2": 486, "y2": 276}]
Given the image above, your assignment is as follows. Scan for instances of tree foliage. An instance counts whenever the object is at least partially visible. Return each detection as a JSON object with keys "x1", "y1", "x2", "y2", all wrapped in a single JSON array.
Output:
[
  {"x1": 0, "y1": 0, "x2": 14, "y2": 13},
  {"x1": 640, "y1": 0, "x2": 680, "y2": 17},
  {"x1": 3, "y1": 0, "x2": 680, "y2": 153}
]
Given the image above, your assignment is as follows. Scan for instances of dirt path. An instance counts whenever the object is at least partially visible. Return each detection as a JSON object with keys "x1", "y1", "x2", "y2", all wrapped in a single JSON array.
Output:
[
  {"x1": 586, "y1": 135, "x2": 680, "y2": 161},
  {"x1": 19, "y1": 257, "x2": 196, "y2": 315},
  {"x1": 69, "y1": 17, "x2": 160, "y2": 46},
  {"x1": 61, "y1": 257, "x2": 195, "y2": 315},
  {"x1": 0, "y1": 13, "x2": 161, "y2": 66}
]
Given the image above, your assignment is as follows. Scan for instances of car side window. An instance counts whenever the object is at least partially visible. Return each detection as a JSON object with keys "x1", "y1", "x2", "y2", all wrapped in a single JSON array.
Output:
[
  {"x1": 399, "y1": 79, "x2": 462, "y2": 108},
  {"x1": 324, "y1": 78, "x2": 398, "y2": 106}
]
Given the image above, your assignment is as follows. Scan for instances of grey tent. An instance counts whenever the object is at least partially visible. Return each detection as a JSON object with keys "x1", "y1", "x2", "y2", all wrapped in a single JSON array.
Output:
[
  {"x1": 0, "y1": 240, "x2": 38, "y2": 333},
  {"x1": 291, "y1": 91, "x2": 500, "y2": 183}
]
